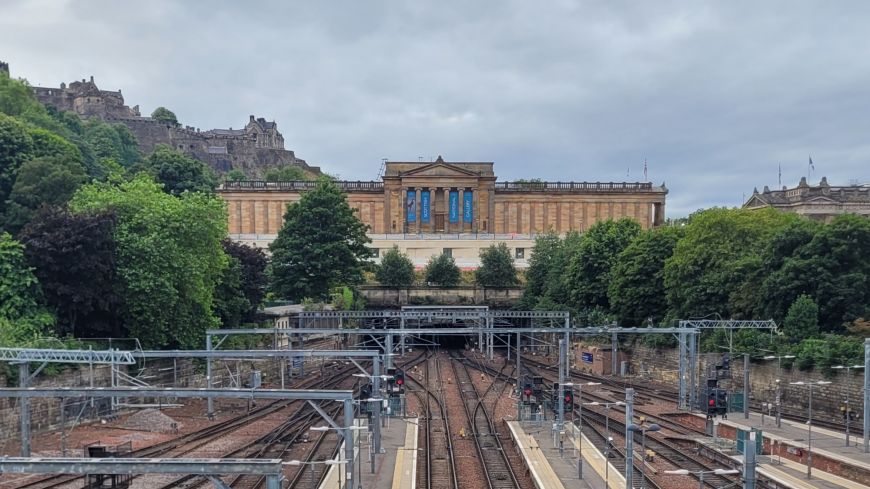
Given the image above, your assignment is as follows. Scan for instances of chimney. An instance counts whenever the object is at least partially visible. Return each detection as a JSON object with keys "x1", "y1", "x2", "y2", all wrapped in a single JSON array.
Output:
[
  {"x1": 249, "y1": 115, "x2": 255, "y2": 123},
  {"x1": 799, "y1": 176, "x2": 808, "y2": 187},
  {"x1": 89, "y1": 75, "x2": 94, "y2": 83}
]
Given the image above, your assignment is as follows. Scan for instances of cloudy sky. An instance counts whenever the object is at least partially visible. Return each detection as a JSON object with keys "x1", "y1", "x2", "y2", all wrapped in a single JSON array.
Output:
[{"x1": 3, "y1": 1, "x2": 869, "y2": 216}]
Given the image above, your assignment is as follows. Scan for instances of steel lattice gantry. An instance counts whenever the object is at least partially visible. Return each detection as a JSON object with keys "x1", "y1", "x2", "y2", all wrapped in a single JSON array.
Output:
[
  {"x1": 0, "y1": 457, "x2": 284, "y2": 489},
  {"x1": 0, "y1": 347, "x2": 137, "y2": 457},
  {"x1": 136, "y1": 349, "x2": 386, "y2": 462},
  {"x1": 0, "y1": 387, "x2": 359, "y2": 489},
  {"x1": 676, "y1": 319, "x2": 779, "y2": 411},
  {"x1": 0, "y1": 348, "x2": 137, "y2": 364}
]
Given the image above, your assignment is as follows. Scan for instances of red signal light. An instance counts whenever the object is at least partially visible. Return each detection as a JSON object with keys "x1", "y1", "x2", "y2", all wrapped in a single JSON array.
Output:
[
  {"x1": 396, "y1": 378, "x2": 404, "y2": 385},
  {"x1": 524, "y1": 388, "x2": 532, "y2": 396},
  {"x1": 564, "y1": 394, "x2": 573, "y2": 404},
  {"x1": 709, "y1": 399, "x2": 716, "y2": 406}
]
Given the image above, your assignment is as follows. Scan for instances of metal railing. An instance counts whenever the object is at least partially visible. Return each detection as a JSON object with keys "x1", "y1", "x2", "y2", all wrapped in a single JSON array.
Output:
[
  {"x1": 222, "y1": 180, "x2": 384, "y2": 191},
  {"x1": 495, "y1": 181, "x2": 656, "y2": 192}
]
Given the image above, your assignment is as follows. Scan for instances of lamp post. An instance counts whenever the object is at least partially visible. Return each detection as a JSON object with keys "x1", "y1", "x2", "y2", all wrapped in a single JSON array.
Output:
[
  {"x1": 569, "y1": 381, "x2": 600, "y2": 479},
  {"x1": 831, "y1": 365, "x2": 864, "y2": 447},
  {"x1": 287, "y1": 459, "x2": 347, "y2": 489},
  {"x1": 584, "y1": 401, "x2": 623, "y2": 489},
  {"x1": 628, "y1": 423, "x2": 661, "y2": 489},
  {"x1": 311, "y1": 425, "x2": 367, "y2": 489},
  {"x1": 664, "y1": 468, "x2": 740, "y2": 489},
  {"x1": 789, "y1": 380, "x2": 831, "y2": 479},
  {"x1": 762, "y1": 354, "x2": 795, "y2": 428}
]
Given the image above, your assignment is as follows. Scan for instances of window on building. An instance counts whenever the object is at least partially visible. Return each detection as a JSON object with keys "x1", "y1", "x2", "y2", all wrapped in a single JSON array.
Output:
[
  {"x1": 443, "y1": 248, "x2": 452, "y2": 258},
  {"x1": 515, "y1": 247, "x2": 525, "y2": 259}
]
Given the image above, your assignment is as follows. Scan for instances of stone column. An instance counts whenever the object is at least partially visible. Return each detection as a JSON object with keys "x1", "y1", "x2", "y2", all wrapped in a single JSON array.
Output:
[
  {"x1": 415, "y1": 187, "x2": 422, "y2": 233},
  {"x1": 458, "y1": 188, "x2": 465, "y2": 233},
  {"x1": 447, "y1": 187, "x2": 453, "y2": 233}
]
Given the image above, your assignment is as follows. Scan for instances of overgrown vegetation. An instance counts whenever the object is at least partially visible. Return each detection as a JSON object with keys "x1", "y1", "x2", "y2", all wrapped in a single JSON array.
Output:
[{"x1": 521, "y1": 210, "x2": 870, "y2": 368}]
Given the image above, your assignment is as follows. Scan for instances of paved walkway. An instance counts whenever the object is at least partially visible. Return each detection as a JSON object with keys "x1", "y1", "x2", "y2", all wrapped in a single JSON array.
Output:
[
  {"x1": 509, "y1": 420, "x2": 617, "y2": 489},
  {"x1": 721, "y1": 411, "x2": 870, "y2": 468},
  {"x1": 319, "y1": 416, "x2": 416, "y2": 489}
]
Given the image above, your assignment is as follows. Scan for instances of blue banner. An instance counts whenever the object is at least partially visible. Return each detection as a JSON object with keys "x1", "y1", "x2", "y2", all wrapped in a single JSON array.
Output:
[
  {"x1": 421, "y1": 191, "x2": 430, "y2": 223},
  {"x1": 406, "y1": 190, "x2": 416, "y2": 223},
  {"x1": 463, "y1": 191, "x2": 473, "y2": 222},
  {"x1": 449, "y1": 191, "x2": 459, "y2": 223}
]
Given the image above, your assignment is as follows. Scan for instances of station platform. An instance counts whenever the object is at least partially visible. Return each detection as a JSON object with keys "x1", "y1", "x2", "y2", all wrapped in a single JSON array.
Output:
[
  {"x1": 319, "y1": 416, "x2": 417, "y2": 489},
  {"x1": 702, "y1": 411, "x2": 870, "y2": 487},
  {"x1": 506, "y1": 420, "x2": 618, "y2": 489}
]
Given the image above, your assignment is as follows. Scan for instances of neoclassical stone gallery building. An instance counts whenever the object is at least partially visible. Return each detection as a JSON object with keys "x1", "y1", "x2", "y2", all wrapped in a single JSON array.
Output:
[{"x1": 217, "y1": 157, "x2": 668, "y2": 268}]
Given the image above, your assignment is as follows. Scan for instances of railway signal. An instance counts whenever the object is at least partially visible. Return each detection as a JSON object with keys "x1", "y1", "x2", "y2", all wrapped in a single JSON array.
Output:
[
  {"x1": 522, "y1": 384, "x2": 533, "y2": 405},
  {"x1": 716, "y1": 389, "x2": 728, "y2": 417},
  {"x1": 563, "y1": 387, "x2": 574, "y2": 406},
  {"x1": 394, "y1": 369, "x2": 405, "y2": 392}
]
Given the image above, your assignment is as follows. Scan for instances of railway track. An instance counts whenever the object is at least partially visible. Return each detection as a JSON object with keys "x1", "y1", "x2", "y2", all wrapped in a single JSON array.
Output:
[
  {"x1": 8, "y1": 363, "x2": 360, "y2": 489},
  {"x1": 406, "y1": 351, "x2": 458, "y2": 489},
  {"x1": 449, "y1": 352, "x2": 520, "y2": 489}
]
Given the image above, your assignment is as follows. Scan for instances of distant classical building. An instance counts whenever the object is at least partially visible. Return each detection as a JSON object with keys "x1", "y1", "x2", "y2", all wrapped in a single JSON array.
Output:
[
  {"x1": 743, "y1": 176, "x2": 870, "y2": 221},
  {"x1": 218, "y1": 157, "x2": 668, "y2": 268},
  {"x1": 20, "y1": 68, "x2": 316, "y2": 176}
]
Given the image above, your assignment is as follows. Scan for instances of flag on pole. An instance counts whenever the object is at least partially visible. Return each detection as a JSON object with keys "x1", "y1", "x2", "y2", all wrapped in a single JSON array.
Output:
[
  {"x1": 643, "y1": 159, "x2": 648, "y2": 181},
  {"x1": 778, "y1": 163, "x2": 782, "y2": 186},
  {"x1": 809, "y1": 155, "x2": 814, "y2": 171}
]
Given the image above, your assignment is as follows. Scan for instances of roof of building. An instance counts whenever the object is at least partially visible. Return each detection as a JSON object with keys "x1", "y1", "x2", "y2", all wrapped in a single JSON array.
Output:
[{"x1": 744, "y1": 176, "x2": 870, "y2": 207}]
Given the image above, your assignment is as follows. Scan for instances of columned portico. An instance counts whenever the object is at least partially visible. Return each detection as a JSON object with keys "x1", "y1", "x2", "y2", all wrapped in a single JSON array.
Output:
[{"x1": 218, "y1": 155, "x2": 668, "y2": 267}]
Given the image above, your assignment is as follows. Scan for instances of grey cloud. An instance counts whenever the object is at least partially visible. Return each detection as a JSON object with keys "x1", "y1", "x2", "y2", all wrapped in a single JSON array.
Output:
[{"x1": 2, "y1": 0, "x2": 869, "y2": 215}]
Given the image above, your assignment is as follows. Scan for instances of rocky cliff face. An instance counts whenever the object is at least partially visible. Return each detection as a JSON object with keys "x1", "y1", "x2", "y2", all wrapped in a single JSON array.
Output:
[{"x1": 31, "y1": 74, "x2": 319, "y2": 176}]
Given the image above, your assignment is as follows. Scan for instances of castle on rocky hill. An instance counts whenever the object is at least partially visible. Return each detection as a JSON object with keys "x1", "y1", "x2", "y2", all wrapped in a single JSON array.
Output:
[{"x1": 9, "y1": 64, "x2": 318, "y2": 176}]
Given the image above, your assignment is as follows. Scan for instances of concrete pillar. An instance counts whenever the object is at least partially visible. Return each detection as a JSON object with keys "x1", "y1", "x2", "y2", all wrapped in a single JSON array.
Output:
[
  {"x1": 385, "y1": 334, "x2": 393, "y2": 370},
  {"x1": 745, "y1": 431, "x2": 757, "y2": 489}
]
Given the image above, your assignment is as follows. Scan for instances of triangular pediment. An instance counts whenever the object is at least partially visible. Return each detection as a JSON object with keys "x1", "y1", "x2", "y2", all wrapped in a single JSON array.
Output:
[
  {"x1": 743, "y1": 195, "x2": 769, "y2": 208},
  {"x1": 804, "y1": 195, "x2": 839, "y2": 204},
  {"x1": 401, "y1": 161, "x2": 479, "y2": 177}
]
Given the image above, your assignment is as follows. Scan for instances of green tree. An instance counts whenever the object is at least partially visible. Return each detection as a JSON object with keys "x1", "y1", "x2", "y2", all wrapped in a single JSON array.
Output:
[
  {"x1": 0, "y1": 113, "x2": 83, "y2": 223},
  {"x1": 565, "y1": 218, "x2": 642, "y2": 311},
  {"x1": 269, "y1": 179, "x2": 371, "y2": 301},
  {"x1": 475, "y1": 242, "x2": 518, "y2": 287},
  {"x1": 141, "y1": 145, "x2": 216, "y2": 195},
  {"x1": 264, "y1": 165, "x2": 306, "y2": 181},
  {"x1": 151, "y1": 106, "x2": 178, "y2": 124},
  {"x1": 70, "y1": 175, "x2": 228, "y2": 348},
  {"x1": 664, "y1": 208, "x2": 799, "y2": 320},
  {"x1": 783, "y1": 294, "x2": 820, "y2": 343},
  {"x1": 19, "y1": 208, "x2": 121, "y2": 338},
  {"x1": 222, "y1": 239, "x2": 268, "y2": 319},
  {"x1": 521, "y1": 232, "x2": 562, "y2": 308},
  {"x1": 0, "y1": 233, "x2": 53, "y2": 346},
  {"x1": 376, "y1": 246, "x2": 416, "y2": 287},
  {"x1": 3, "y1": 156, "x2": 87, "y2": 234},
  {"x1": 608, "y1": 226, "x2": 683, "y2": 325},
  {"x1": 425, "y1": 252, "x2": 461, "y2": 287},
  {"x1": 227, "y1": 169, "x2": 247, "y2": 181},
  {"x1": 213, "y1": 256, "x2": 251, "y2": 328},
  {"x1": 761, "y1": 214, "x2": 870, "y2": 331}
]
